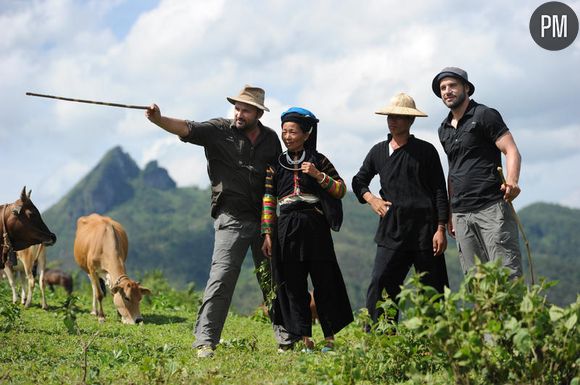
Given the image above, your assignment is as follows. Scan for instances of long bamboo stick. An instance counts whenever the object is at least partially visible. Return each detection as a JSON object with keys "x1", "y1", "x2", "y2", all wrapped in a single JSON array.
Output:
[
  {"x1": 26, "y1": 92, "x2": 149, "y2": 110},
  {"x1": 497, "y1": 166, "x2": 535, "y2": 285}
]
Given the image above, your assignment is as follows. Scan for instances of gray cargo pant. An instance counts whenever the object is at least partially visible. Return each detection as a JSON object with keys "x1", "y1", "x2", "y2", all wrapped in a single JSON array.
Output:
[
  {"x1": 193, "y1": 212, "x2": 296, "y2": 348},
  {"x1": 452, "y1": 199, "x2": 522, "y2": 280}
]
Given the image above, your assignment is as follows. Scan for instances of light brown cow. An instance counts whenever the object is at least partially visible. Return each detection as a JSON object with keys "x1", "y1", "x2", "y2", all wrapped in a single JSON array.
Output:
[
  {"x1": 3, "y1": 244, "x2": 48, "y2": 309},
  {"x1": 74, "y1": 213, "x2": 150, "y2": 324}
]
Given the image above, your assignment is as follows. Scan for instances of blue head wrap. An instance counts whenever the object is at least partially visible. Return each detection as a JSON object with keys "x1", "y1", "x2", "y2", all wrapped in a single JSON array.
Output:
[{"x1": 281, "y1": 107, "x2": 318, "y2": 121}]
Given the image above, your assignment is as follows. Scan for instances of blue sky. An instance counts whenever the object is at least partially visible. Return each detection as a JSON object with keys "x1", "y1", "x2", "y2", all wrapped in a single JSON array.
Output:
[{"x1": 1, "y1": 0, "x2": 579, "y2": 212}]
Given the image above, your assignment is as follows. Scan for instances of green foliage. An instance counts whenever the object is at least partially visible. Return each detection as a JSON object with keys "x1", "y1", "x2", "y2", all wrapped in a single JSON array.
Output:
[
  {"x1": 0, "y1": 291, "x2": 21, "y2": 332},
  {"x1": 255, "y1": 260, "x2": 276, "y2": 307},
  {"x1": 219, "y1": 336, "x2": 258, "y2": 352},
  {"x1": 398, "y1": 260, "x2": 580, "y2": 385},
  {"x1": 517, "y1": 202, "x2": 580, "y2": 305},
  {"x1": 57, "y1": 295, "x2": 83, "y2": 334},
  {"x1": 1, "y1": 266, "x2": 578, "y2": 385},
  {"x1": 518, "y1": 203, "x2": 580, "y2": 260},
  {"x1": 139, "y1": 343, "x2": 182, "y2": 385},
  {"x1": 296, "y1": 312, "x2": 443, "y2": 385},
  {"x1": 140, "y1": 269, "x2": 200, "y2": 314}
]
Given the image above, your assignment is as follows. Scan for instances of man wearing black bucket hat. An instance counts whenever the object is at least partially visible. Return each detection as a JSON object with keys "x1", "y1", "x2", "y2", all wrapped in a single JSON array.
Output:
[
  {"x1": 432, "y1": 67, "x2": 523, "y2": 280},
  {"x1": 146, "y1": 85, "x2": 294, "y2": 358}
]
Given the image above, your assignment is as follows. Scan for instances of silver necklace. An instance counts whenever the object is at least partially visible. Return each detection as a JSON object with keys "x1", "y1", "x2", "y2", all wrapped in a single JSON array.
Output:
[
  {"x1": 285, "y1": 151, "x2": 305, "y2": 165},
  {"x1": 278, "y1": 151, "x2": 304, "y2": 171}
]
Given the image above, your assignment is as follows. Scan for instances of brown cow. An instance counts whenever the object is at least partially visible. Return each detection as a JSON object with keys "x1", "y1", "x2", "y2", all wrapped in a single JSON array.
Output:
[
  {"x1": 74, "y1": 213, "x2": 150, "y2": 324},
  {"x1": 3, "y1": 244, "x2": 48, "y2": 309},
  {"x1": 1, "y1": 187, "x2": 56, "y2": 269},
  {"x1": 43, "y1": 268, "x2": 73, "y2": 295}
]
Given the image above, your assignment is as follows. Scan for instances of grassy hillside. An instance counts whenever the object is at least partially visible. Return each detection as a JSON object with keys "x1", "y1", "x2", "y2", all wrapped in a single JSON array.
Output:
[
  {"x1": 517, "y1": 202, "x2": 580, "y2": 305},
  {"x1": 1, "y1": 264, "x2": 577, "y2": 385}
]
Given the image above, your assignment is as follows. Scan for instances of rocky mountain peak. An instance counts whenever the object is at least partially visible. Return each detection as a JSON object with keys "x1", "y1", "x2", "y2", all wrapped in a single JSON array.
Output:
[{"x1": 141, "y1": 160, "x2": 176, "y2": 190}]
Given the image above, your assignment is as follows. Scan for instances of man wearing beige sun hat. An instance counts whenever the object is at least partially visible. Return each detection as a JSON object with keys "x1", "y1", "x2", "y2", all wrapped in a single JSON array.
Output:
[
  {"x1": 146, "y1": 85, "x2": 296, "y2": 357},
  {"x1": 352, "y1": 92, "x2": 449, "y2": 325}
]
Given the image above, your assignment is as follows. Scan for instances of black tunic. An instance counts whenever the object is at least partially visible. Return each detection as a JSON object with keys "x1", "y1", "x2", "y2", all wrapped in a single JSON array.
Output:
[
  {"x1": 268, "y1": 150, "x2": 353, "y2": 337},
  {"x1": 352, "y1": 135, "x2": 449, "y2": 251}
]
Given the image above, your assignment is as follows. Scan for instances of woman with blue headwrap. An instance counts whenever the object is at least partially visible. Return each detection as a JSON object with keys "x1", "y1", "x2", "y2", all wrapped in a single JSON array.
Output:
[{"x1": 261, "y1": 107, "x2": 353, "y2": 352}]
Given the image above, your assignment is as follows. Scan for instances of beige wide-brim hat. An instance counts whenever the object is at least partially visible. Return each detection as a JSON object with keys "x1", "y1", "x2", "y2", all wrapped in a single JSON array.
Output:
[
  {"x1": 227, "y1": 84, "x2": 270, "y2": 112},
  {"x1": 375, "y1": 92, "x2": 428, "y2": 117}
]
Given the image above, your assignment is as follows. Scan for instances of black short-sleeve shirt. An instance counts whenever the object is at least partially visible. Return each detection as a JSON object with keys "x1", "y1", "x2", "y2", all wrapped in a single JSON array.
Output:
[
  {"x1": 438, "y1": 100, "x2": 508, "y2": 213},
  {"x1": 181, "y1": 118, "x2": 282, "y2": 220}
]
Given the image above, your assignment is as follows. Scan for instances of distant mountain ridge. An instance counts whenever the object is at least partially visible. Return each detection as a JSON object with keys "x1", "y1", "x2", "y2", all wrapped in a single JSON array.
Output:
[
  {"x1": 41, "y1": 146, "x2": 215, "y2": 282},
  {"x1": 41, "y1": 146, "x2": 579, "y2": 312}
]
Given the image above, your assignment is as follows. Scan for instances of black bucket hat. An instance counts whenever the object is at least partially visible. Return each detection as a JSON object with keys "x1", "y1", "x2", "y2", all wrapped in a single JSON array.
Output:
[{"x1": 432, "y1": 67, "x2": 475, "y2": 98}]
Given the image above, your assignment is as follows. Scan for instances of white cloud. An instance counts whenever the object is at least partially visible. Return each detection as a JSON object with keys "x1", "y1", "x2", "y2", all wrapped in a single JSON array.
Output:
[
  {"x1": 1, "y1": 0, "x2": 579, "y2": 212},
  {"x1": 38, "y1": 160, "x2": 90, "y2": 200},
  {"x1": 517, "y1": 124, "x2": 580, "y2": 163},
  {"x1": 515, "y1": 152, "x2": 580, "y2": 211},
  {"x1": 561, "y1": 188, "x2": 580, "y2": 209}
]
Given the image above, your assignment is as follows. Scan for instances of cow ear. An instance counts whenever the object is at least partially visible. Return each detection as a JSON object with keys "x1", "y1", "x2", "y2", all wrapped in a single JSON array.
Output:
[
  {"x1": 20, "y1": 186, "x2": 28, "y2": 201},
  {"x1": 139, "y1": 286, "x2": 152, "y2": 296}
]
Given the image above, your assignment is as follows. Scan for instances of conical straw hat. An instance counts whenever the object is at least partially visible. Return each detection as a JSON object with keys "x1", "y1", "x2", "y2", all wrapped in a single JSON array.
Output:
[{"x1": 375, "y1": 92, "x2": 427, "y2": 117}]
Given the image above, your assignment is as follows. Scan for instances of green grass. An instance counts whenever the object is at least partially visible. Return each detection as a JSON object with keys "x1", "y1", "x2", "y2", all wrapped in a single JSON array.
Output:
[
  {"x1": 0, "y1": 276, "x2": 375, "y2": 385},
  {"x1": 1, "y1": 264, "x2": 577, "y2": 385}
]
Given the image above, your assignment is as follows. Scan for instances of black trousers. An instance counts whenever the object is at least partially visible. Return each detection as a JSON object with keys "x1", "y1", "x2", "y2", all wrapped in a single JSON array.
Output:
[
  {"x1": 366, "y1": 246, "x2": 449, "y2": 323},
  {"x1": 280, "y1": 260, "x2": 353, "y2": 338}
]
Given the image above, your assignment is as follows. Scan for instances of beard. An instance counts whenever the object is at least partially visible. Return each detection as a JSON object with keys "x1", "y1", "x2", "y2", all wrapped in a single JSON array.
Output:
[
  {"x1": 235, "y1": 116, "x2": 258, "y2": 131},
  {"x1": 444, "y1": 89, "x2": 467, "y2": 110}
]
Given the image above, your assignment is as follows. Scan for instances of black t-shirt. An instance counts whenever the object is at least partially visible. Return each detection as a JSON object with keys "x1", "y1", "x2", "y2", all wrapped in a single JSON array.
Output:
[
  {"x1": 438, "y1": 100, "x2": 508, "y2": 213},
  {"x1": 181, "y1": 118, "x2": 282, "y2": 220}
]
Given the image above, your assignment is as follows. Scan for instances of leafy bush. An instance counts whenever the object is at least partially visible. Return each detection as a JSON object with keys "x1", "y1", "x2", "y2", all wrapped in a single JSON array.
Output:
[
  {"x1": 294, "y1": 261, "x2": 578, "y2": 385},
  {"x1": 399, "y1": 260, "x2": 579, "y2": 385},
  {"x1": 0, "y1": 295, "x2": 21, "y2": 332},
  {"x1": 296, "y1": 310, "x2": 445, "y2": 385}
]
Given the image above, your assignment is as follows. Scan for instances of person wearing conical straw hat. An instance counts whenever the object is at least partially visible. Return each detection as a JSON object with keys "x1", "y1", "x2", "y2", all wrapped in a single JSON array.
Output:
[
  {"x1": 352, "y1": 92, "x2": 450, "y2": 324},
  {"x1": 432, "y1": 67, "x2": 522, "y2": 280},
  {"x1": 146, "y1": 85, "x2": 296, "y2": 358}
]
